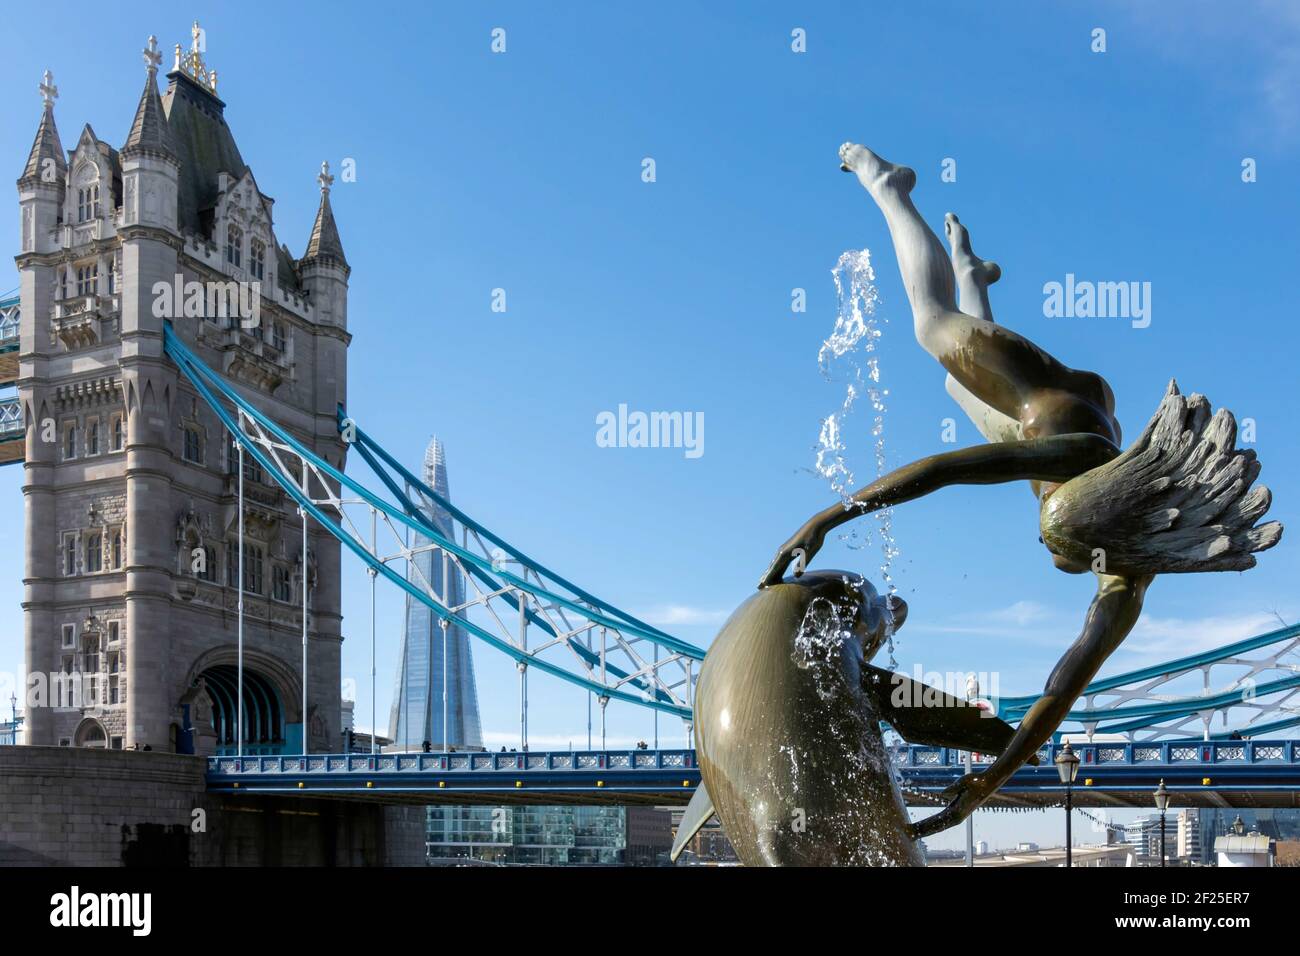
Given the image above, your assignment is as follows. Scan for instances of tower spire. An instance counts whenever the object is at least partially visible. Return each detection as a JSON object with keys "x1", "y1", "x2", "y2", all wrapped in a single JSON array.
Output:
[
  {"x1": 19, "y1": 70, "x2": 66, "y2": 184},
  {"x1": 122, "y1": 35, "x2": 175, "y2": 160},
  {"x1": 303, "y1": 161, "x2": 348, "y2": 267}
]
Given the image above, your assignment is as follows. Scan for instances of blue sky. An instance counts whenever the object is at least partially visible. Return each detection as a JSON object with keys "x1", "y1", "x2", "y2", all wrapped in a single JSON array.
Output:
[{"x1": 2, "y1": 0, "x2": 1298, "y2": 851}]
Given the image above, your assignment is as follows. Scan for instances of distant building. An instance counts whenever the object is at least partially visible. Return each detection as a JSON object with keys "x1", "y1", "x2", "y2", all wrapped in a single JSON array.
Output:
[
  {"x1": 625, "y1": 807, "x2": 674, "y2": 866},
  {"x1": 975, "y1": 840, "x2": 989, "y2": 856},
  {"x1": 338, "y1": 697, "x2": 390, "y2": 752},
  {"x1": 1176, "y1": 808, "x2": 1201, "y2": 862},
  {"x1": 669, "y1": 809, "x2": 737, "y2": 864},
  {"x1": 426, "y1": 805, "x2": 643, "y2": 865},
  {"x1": 1215, "y1": 816, "x2": 1274, "y2": 868},
  {"x1": 388, "y1": 437, "x2": 482, "y2": 751},
  {"x1": 1124, "y1": 814, "x2": 1175, "y2": 863},
  {"x1": 1198, "y1": 809, "x2": 1300, "y2": 866}
]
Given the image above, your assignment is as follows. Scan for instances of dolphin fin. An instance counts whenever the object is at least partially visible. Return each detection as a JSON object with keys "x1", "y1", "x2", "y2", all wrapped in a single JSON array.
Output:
[
  {"x1": 669, "y1": 783, "x2": 717, "y2": 863},
  {"x1": 862, "y1": 664, "x2": 1035, "y2": 762}
]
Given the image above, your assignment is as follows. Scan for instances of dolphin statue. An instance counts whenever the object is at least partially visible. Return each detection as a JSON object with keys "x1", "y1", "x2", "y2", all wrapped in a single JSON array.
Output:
[{"x1": 670, "y1": 570, "x2": 1031, "y2": 866}]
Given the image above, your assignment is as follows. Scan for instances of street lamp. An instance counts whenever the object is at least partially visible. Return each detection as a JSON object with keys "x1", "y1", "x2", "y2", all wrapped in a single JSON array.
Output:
[
  {"x1": 1153, "y1": 779, "x2": 1170, "y2": 868},
  {"x1": 1055, "y1": 740, "x2": 1080, "y2": 868},
  {"x1": 964, "y1": 675, "x2": 980, "y2": 868}
]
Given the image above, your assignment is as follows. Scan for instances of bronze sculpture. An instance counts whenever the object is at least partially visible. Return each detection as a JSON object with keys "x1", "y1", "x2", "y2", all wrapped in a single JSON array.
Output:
[
  {"x1": 670, "y1": 571, "x2": 1031, "y2": 866},
  {"x1": 758, "y1": 142, "x2": 1282, "y2": 841}
]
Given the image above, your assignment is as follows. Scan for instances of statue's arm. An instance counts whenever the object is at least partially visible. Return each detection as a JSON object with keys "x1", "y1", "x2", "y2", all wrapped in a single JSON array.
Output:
[
  {"x1": 760, "y1": 433, "x2": 1117, "y2": 587},
  {"x1": 908, "y1": 570, "x2": 1153, "y2": 840}
]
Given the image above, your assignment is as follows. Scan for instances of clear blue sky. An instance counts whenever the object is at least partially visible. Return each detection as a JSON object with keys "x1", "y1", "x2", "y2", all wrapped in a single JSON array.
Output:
[{"x1": 2, "y1": 0, "x2": 1298, "y2": 851}]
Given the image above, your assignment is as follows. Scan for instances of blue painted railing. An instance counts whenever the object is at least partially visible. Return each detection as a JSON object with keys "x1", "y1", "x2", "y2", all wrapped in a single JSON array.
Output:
[
  {"x1": 890, "y1": 738, "x2": 1300, "y2": 770},
  {"x1": 0, "y1": 294, "x2": 18, "y2": 351},
  {"x1": 207, "y1": 740, "x2": 1299, "y2": 790},
  {"x1": 0, "y1": 397, "x2": 21, "y2": 441},
  {"x1": 209, "y1": 749, "x2": 696, "y2": 777}
]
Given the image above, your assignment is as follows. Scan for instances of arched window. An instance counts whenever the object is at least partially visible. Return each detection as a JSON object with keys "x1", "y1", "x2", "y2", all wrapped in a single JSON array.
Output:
[
  {"x1": 250, "y1": 239, "x2": 266, "y2": 280},
  {"x1": 77, "y1": 184, "x2": 100, "y2": 223},
  {"x1": 225, "y1": 224, "x2": 243, "y2": 268},
  {"x1": 76, "y1": 263, "x2": 98, "y2": 297},
  {"x1": 84, "y1": 532, "x2": 102, "y2": 573}
]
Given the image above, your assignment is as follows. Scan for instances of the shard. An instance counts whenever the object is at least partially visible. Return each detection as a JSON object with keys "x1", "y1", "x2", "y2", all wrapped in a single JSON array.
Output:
[{"x1": 388, "y1": 437, "x2": 483, "y2": 750}]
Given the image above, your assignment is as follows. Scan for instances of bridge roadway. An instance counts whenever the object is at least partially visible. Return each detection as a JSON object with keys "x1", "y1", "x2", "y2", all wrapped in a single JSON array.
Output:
[{"x1": 206, "y1": 738, "x2": 1300, "y2": 809}]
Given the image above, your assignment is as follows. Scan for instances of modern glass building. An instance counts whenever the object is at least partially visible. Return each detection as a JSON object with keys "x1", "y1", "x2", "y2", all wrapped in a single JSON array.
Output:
[
  {"x1": 426, "y1": 805, "x2": 676, "y2": 866},
  {"x1": 388, "y1": 437, "x2": 483, "y2": 750}
]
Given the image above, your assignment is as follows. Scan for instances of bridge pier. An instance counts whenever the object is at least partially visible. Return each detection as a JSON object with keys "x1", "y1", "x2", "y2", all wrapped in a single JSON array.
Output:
[{"x1": 0, "y1": 747, "x2": 424, "y2": 866}]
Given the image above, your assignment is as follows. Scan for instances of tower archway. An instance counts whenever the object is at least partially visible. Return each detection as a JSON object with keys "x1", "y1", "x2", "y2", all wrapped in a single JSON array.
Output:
[
  {"x1": 194, "y1": 664, "x2": 289, "y2": 756},
  {"x1": 72, "y1": 717, "x2": 108, "y2": 748}
]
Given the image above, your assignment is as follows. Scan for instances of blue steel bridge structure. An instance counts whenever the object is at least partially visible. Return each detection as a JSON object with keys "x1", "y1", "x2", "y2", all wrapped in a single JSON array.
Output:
[
  {"x1": 8, "y1": 315, "x2": 1300, "y2": 811},
  {"x1": 0, "y1": 295, "x2": 20, "y2": 466}
]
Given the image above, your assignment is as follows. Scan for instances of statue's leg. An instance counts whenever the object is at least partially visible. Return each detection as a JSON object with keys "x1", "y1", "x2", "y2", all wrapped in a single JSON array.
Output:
[
  {"x1": 839, "y1": 142, "x2": 1118, "y2": 442},
  {"x1": 944, "y1": 213, "x2": 999, "y2": 323},
  {"x1": 909, "y1": 571, "x2": 1153, "y2": 839},
  {"x1": 942, "y1": 214, "x2": 1021, "y2": 443}
]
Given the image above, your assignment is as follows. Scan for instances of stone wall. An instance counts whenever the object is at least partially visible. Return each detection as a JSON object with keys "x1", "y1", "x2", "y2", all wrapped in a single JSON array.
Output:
[{"x1": 0, "y1": 747, "x2": 423, "y2": 866}]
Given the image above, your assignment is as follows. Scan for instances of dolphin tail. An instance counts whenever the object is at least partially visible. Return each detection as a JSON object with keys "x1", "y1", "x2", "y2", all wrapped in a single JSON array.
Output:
[{"x1": 669, "y1": 783, "x2": 718, "y2": 863}]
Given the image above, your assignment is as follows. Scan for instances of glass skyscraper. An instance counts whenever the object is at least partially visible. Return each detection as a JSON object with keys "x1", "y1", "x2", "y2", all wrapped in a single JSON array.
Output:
[
  {"x1": 388, "y1": 437, "x2": 483, "y2": 750},
  {"x1": 426, "y1": 806, "x2": 644, "y2": 865}
]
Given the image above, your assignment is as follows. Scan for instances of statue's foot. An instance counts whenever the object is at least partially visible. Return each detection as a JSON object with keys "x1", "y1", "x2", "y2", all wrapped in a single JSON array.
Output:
[
  {"x1": 944, "y1": 213, "x2": 1001, "y2": 286},
  {"x1": 838, "y1": 142, "x2": 916, "y2": 197}
]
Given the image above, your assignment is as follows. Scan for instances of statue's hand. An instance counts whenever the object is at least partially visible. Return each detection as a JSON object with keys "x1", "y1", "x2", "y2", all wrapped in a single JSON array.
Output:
[
  {"x1": 906, "y1": 771, "x2": 996, "y2": 840},
  {"x1": 759, "y1": 522, "x2": 826, "y2": 588}
]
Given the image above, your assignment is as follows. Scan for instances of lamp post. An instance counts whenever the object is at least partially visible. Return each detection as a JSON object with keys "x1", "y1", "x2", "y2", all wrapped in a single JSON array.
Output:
[
  {"x1": 1055, "y1": 740, "x2": 1080, "y2": 868},
  {"x1": 964, "y1": 675, "x2": 979, "y2": 868},
  {"x1": 1153, "y1": 779, "x2": 1170, "y2": 868}
]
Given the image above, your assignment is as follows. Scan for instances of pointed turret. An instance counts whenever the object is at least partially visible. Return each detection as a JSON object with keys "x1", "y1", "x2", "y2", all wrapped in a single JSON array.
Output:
[
  {"x1": 302, "y1": 161, "x2": 348, "y2": 268},
  {"x1": 299, "y1": 160, "x2": 350, "y2": 337},
  {"x1": 18, "y1": 71, "x2": 66, "y2": 186},
  {"x1": 119, "y1": 36, "x2": 179, "y2": 237},
  {"x1": 121, "y1": 36, "x2": 175, "y2": 161},
  {"x1": 18, "y1": 71, "x2": 66, "y2": 256}
]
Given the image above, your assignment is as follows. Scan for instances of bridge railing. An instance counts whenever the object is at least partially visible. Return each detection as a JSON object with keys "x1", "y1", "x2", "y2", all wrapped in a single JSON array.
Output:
[
  {"x1": 207, "y1": 749, "x2": 697, "y2": 776},
  {"x1": 0, "y1": 397, "x2": 21, "y2": 439},
  {"x1": 207, "y1": 740, "x2": 1300, "y2": 781},
  {"x1": 891, "y1": 739, "x2": 1300, "y2": 770},
  {"x1": 0, "y1": 297, "x2": 18, "y2": 348}
]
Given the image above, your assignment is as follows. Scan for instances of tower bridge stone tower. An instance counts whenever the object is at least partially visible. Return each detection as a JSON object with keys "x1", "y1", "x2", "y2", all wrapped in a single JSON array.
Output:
[{"x1": 16, "y1": 26, "x2": 350, "y2": 753}]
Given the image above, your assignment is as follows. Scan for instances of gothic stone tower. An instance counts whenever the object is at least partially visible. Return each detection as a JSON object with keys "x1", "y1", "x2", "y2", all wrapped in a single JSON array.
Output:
[{"x1": 16, "y1": 27, "x2": 350, "y2": 753}]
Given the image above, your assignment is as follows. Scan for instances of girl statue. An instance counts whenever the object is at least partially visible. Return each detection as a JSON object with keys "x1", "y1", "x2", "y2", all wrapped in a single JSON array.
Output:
[{"x1": 761, "y1": 142, "x2": 1282, "y2": 838}]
